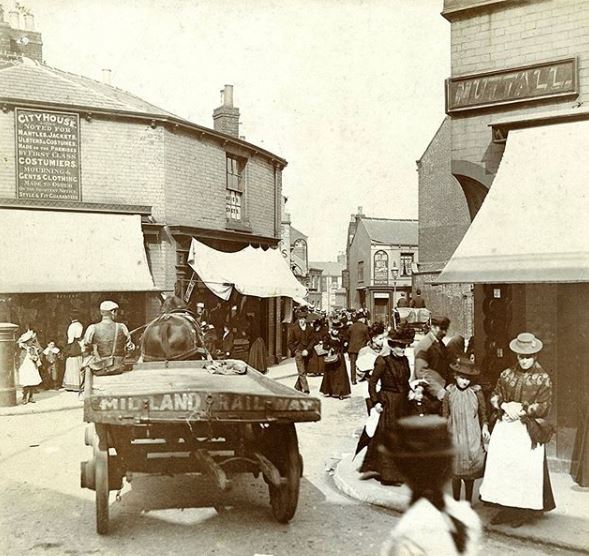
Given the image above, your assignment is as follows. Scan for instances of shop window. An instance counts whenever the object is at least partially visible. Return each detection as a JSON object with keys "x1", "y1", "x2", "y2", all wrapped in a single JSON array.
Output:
[
  {"x1": 226, "y1": 155, "x2": 246, "y2": 221},
  {"x1": 358, "y1": 261, "x2": 364, "y2": 283},
  {"x1": 400, "y1": 253, "x2": 414, "y2": 276}
]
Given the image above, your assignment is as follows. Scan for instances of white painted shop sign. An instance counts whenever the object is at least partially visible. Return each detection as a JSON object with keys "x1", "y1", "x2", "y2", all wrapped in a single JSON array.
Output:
[{"x1": 15, "y1": 108, "x2": 81, "y2": 201}]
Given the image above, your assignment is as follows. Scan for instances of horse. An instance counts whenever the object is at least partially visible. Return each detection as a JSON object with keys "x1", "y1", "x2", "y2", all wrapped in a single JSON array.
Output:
[{"x1": 140, "y1": 310, "x2": 209, "y2": 362}]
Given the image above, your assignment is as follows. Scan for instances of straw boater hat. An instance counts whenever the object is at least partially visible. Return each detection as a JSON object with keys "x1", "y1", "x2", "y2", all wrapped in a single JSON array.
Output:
[
  {"x1": 452, "y1": 356, "x2": 480, "y2": 377},
  {"x1": 509, "y1": 332, "x2": 543, "y2": 355},
  {"x1": 384, "y1": 415, "x2": 455, "y2": 459}
]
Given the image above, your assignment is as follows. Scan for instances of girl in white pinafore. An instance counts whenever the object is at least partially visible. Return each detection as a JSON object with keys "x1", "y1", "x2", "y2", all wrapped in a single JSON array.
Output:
[{"x1": 17, "y1": 330, "x2": 42, "y2": 404}]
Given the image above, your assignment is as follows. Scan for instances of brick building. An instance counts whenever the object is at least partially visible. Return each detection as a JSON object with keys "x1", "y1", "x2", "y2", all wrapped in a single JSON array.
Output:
[
  {"x1": 308, "y1": 255, "x2": 347, "y2": 313},
  {"x1": 0, "y1": 12, "x2": 296, "y2": 362},
  {"x1": 346, "y1": 208, "x2": 418, "y2": 324},
  {"x1": 415, "y1": 118, "x2": 473, "y2": 337},
  {"x1": 421, "y1": 0, "x2": 589, "y2": 468}
]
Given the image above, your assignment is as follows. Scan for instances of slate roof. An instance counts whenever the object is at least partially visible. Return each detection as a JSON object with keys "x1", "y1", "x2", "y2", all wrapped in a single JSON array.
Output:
[
  {"x1": 0, "y1": 57, "x2": 287, "y2": 165},
  {"x1": 360, "y1": 217, "x2": 418, "y2": 245},
  {"x1": 0, "y1": 58, "x2": 177, "y2": 117},
  {"x1": 289, "y1": 225, "x2": 308, "y2": 244}
]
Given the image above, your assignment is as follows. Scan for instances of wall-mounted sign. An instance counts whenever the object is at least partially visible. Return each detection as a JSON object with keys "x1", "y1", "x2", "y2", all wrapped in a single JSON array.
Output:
[
  {"x1": 15, "y1": 108, "x2": 81, "y2": 201},
  {"x1": 446, "y1": 58, "x2": 578, "y2": 114},
  {"x1": 373, "y1": 250, "x2": 389, "y2": 286}
]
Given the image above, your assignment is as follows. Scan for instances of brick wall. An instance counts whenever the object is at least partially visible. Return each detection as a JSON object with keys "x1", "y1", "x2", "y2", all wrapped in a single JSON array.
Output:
[
  {"x1": 346, "y1": 222, "x2": 371, "y2": 308},
  {"x1": 418, "y1": 118, "x2": 471, "y2": 272},
  {"x1": 450, "y1": 0, "x2": 589, "y2": 170},
  {"x1": 163, "y1": 128, "x2": 280, "y2": 239},
  {"x1": 0, "y1": 111, "x2": 15, "y2": 198}
]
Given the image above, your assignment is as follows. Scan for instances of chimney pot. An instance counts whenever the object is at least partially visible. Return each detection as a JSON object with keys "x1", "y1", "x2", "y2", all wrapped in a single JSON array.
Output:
[
  {"x1": 23, "y1": 13, "x2": 34, "y2": 31},
  {"x1": 8, "y1": 10, "x2": 19, "y2": 29},
  {"x1": 101, "y1": 68, "x2": 112, "y2": 85},
  {"x1": 223, "y1": 84, "x2": 234, "y2": 107},
  {"x1": 213, "y1": 84, "x2": 240, "y2": 137}
]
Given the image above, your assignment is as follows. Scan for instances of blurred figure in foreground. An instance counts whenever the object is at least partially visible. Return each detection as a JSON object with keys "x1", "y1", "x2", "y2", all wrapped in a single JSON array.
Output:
[{"x1": 380, "y1": 416, "x2": 481, "y2": 556}]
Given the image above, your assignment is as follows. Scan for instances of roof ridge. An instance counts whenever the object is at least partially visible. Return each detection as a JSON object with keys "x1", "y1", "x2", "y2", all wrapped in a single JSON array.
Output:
[
  {"x1": 360, "y1": 216, "x2": 418, "y2": 222},
  {"x1": 23, "y1": 59, "x2": 179, "y2": 117}
]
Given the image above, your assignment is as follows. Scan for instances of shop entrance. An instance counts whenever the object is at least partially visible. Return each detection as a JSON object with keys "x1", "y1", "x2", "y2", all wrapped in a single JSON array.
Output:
[{"x1": 373, "y1": 294, "x2": 390, "y2": 325}]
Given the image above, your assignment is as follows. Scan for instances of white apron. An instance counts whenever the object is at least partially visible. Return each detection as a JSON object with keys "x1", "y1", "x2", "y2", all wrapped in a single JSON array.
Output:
[
  {"x1": 480, "y1": 418, "x2": 544, "y2": 509},
  {"x1": 18, "y1": 353, "x2": 42, "y2": 387}
]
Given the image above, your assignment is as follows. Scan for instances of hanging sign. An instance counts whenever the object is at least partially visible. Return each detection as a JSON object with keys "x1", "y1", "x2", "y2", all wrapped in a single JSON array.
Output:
[{"x1": 15, "y1": 108, "x2": 81, "y2": 201}]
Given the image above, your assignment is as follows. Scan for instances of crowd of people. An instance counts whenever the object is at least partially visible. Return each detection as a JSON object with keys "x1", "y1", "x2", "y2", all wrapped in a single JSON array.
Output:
[
  {"x1": 289, "y1": 304, "x2": 556, "y2": 547},
  {"x1": 15, "y1": 300, "x2": 134, "y2": 403}
]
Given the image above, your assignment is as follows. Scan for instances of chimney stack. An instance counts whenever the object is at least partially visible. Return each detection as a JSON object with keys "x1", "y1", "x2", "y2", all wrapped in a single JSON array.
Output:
[
  {"x1": 8, "y1": 10, "x2": 19, "y2": 29},
  {"x1": 0, "y1": 7, "x2": 43, "y2": 63},
  {"x1": 101, "y1": 68, "x2": 112, "y2": 85},
  {"x1": 213, "y1": 84, "x2": 240, "y2": 137}
]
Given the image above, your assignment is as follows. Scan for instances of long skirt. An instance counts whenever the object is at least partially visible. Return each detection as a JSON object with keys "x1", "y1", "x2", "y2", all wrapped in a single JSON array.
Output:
[
  {"x1": 320, "y1": 357, "x2": 351, "y2": 398},
  {"x1": 480, "y1": 418, "x2": 555, "y2": 511},
  {"x1": 360, "y1": 391, "x2": 406, "y2": 484},
  {"x1": 248, "y1": 337, "x2": 268, "y2": 373},
  {"x1": 308, "y1": 350, "x2": 325, "y2": 375},
  {"x1": 571, "y1": 408, "x2": 589, "y2": 486},
  {"x1": 18, "y1": 356, "x2": 42, "y2": 387},
  {"x1": 62, "y1": 356, "x2": 82, "y2": 391}
]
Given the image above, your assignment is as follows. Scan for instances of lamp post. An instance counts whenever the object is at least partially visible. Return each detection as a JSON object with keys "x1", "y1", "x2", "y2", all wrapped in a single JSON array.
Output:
[{"x1": 391, "y1": 265, "x2": 398, "y2": 327}]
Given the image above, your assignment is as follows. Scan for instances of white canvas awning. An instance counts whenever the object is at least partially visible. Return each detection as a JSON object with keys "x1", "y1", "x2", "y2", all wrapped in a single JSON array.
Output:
[
  {"x1": 438, "y1": 120, "x2": 589, "y2": 284},
  {"x1": 187, "y1": 238, "x2": 307, "y2": 300},
  {"x1": 0, "y1": 209, "x2": 155, "y2": 292}
]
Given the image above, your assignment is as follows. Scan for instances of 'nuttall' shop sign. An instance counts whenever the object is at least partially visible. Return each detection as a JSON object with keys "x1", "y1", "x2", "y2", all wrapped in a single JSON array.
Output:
[
  {"x1": 446, "y1": 58, "x2": 578, "y2": 114},
  {"x1": 15, "y1": 108, "x2": 81, "y2": 201}
]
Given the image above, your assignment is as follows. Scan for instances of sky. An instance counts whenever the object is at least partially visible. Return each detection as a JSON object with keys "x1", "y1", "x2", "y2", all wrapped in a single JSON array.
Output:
[{"x1": 17, "y1": 0, "x2": 450, "y2": 260}]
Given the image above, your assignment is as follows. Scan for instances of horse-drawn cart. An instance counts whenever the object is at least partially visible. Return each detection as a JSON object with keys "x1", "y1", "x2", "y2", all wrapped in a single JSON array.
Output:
[{"x1": 81, "y1": 359, "x2": 321, "y2": 534}]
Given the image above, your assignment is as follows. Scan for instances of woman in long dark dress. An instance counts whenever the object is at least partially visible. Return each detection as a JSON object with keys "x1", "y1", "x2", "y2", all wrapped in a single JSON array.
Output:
[
  {"x1": 308, "y1": 318, "x2": 327, "y2": 376},
  {"x1": 319, "y1": 318, "x2": 351, "y2": 399},
  {"x1": 359, "y1": 326, "x2": 415, "y2": 485}
]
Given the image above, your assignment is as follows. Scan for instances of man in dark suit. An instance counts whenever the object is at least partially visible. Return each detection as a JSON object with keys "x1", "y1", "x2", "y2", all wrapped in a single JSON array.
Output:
[
  {"x1": 289, "y1": 309, "x2": 314, "y2": 394},
  {"x1": 397, "y1": 293, "x2": 409, "y2": 308},
  {"x1": 410, "y1": 289, "x2": 426, "y2": 309},
  {"x1": 347, "y1": 311, "x2": 369, "y2": 385},
  {"x1": 414, "y1": 315, "x2": 450, "y2": 411}
]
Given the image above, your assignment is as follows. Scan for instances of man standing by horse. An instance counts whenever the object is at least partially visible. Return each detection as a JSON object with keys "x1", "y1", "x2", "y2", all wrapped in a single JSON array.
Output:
[{"x1": 83, "y1": 301, "x2": 134, "y2": 374}]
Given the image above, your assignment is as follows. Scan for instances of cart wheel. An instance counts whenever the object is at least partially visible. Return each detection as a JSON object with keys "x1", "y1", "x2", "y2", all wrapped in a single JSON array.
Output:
[
  {"x1": 94, "y1": 439, "x2": 110, "y2": 535},
  {"x1": 266, "y1": 424, "x2": 301, "y2": 524}
]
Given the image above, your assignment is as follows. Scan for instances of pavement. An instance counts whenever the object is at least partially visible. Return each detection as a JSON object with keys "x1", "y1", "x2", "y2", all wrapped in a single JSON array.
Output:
[{"x1": 3, "y1": 355, "x2": 589, "y2": 553}]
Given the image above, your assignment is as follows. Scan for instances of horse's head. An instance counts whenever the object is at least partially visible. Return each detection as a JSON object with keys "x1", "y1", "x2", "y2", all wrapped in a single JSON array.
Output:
[{"x1": 141, "y1": 312, "x2": 207, "y2": 362}]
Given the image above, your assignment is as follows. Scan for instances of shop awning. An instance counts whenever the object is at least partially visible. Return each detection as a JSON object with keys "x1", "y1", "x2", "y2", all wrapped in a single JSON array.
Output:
[
  {"x1": 438, "y1": 120, "x2": 589, "y2": 284},
  {"x1": 187, "y1": 238, "x2": 307, "y2": 300},
  {"x1": 0, "y1": 209, "x2": 155, "y2": 292}
]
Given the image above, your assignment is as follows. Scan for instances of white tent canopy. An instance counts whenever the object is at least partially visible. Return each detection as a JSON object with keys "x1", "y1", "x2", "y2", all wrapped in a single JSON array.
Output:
[
  {"x1": 438, "y1": 120, "x2": 589, "y2": 284},
  {"x1": 187, "y1": 238, "x2": 307, "y2": 300},
  {"x1": 0, "y1": 209, "x2": 155, "y2": 292}
]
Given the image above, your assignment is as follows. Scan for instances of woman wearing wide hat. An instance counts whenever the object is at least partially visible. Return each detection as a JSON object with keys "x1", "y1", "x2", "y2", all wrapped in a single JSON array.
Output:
[
  {"x1": 480, "y1": 332, "x2": 556, "y2": 528},
  {"x1": 380, "y1": 415, "x2": 482, "y2": 555},
  {"x1": 358, "y1": 326, "x2": 414, "y2": 485},
  {"x1": 319, "y1": 317, "x2": 351, "y2": 399}
]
